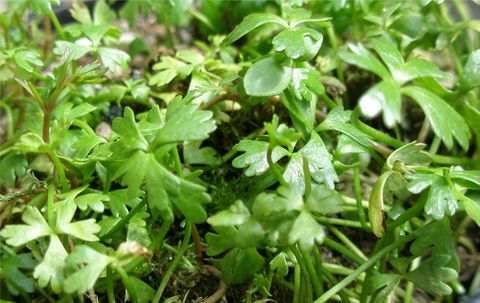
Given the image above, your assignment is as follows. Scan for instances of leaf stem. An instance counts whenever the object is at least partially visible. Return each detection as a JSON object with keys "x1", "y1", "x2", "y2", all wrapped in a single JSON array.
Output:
[
  {"x1": 49, "y1": 150, "x2": 70, "y2": 192},
  {"x1": 312, "y1": 246, "x2": 324, "y2": 294},
  {"x1": 303, "y1": 156, "x2": 312, "y2": 200},
  {"x1": 172, "y1": 146, "x2": 203, "y2": 263},
  {"x1": 351, "y1": 108, "x2": 403, "y2": 148},
  {"x1": 353, "y1": 164, "x2": 369, "y2": 231},
  {"x1": 0, "y1": 102, "x2": 14, "y2": 140},
  {"x1": 106, "y1": 268, "x2": 116, "y2": 303},
  {"x1": 314, "y1": 234, "x2": 415, "y2": 303},
  {"x1": 152, "y1": 221, "x2": 192, "y2": 303},
  {"x1": 327, "y1": 225, "x2": 368, "y2": 262},
  {"x1": 267, "y1": 144, "x2": 288, "y2": 187},
  {"x1": 323, "y1": 237, "x2": 366, "y2": 265},
  {"x1": 293, "y1": 245, "x2": 323, "y2": 298},
  {"x1": 100, "y1": 199, "x2": 148, "y2": 241},
  {"x1": 293, "y1": 263, "x2": 301, "y2": 303},
  {"x1": 314, "y1": 216, "x2": 364, "y2": 229},
  {"x1": 47, "y1": 10, "x2": 65, "y2": 39},
  {"x1": 47, "y1": 183, "x2": 55, "y2": 226}
]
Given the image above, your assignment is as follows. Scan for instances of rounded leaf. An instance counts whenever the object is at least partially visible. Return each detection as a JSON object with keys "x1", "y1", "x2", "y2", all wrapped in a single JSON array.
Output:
[{"x1": 244, "y1": 57, "x2": 292, "y2": 96}]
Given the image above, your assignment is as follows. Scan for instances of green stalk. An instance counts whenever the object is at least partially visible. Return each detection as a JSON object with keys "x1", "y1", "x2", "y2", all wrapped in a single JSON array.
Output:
[
  {"x1": 327, "y1": 23, "x2": 345, "y2": 86},
  {"x1": 294, "y1": 245, "x2": 323, "y2": 298},
  {"x1": 323, "y1": 237, "x2": 366, "y2": 265},
  {"x1": 47, "y1": 10, "x2": 65, "y2": 39},
  {"x1": 303, "y1": 156, "x2": 312, "y2": 200},
  {"x1": 49, "y1": 151, "x2": 70, "y2": 192},
  {"x1": 152, "y1": 221, "x2": 192, "y2": 303},
  {"x1": 290, "y1": 246, "x2": 313, "y2": 298},
  {"x1": 46, "y1": 183, "x2": 55, "y2": 226},
  {"x1": 172, "y1": 146, "x2": 203, "y2": 263},
  {"x1": 353, "y1": 164, "x2": 369, "y2": 231},
  {"x1": 172, "y1": 147, "x2": 183, "y2": 177},
  {"x1": 320, "y1": 93, "x2": 338, "y2": 109},
  {"x1": 314, "y1": 216, "x2": 364, "y2": 229},
  {"x1": 315, "y1": 247, "x2": 351, "y2": 303},
  {"x1": 106, "y1": 268, "x2": 116, "y2": 303},
  {"x1": 351, "y1": 108, "x2": 404, "y2": 148},
  {"x1": 267, "y1": 144, "x2": 288, "y2": 187},
  {"x1": 328, "y1": 226, "x2": 367, "y2": 262},
  {"x1": 429, "y1": 136, "x2": 441, "y2": 154},
  {"x1": 314, "y1": 234, "x2": 415, "y2": 303},
  {"x1": 114, "y1": 218, "x2": 173, "y2": 279},
  {"x1": 100, "y1": 200, "x2": 148, "y2": 241},
  {"x1": 0, "y1": 102, "x2": 14, "y2": 140},
  {"x1": 387, "y1": 200, "x2": 425, "y2": 231},
  {"x1": 312, "y1": 247, "x2": 324, "y2": 294},
  {"x1": 431, "y1": 154, "x2": 474, "y2": 166},
  {"x1": 403, "y1": 257, "x2": 421, "y2": 303},
  {"x1": 293, "y1": 264, "x2": 301, "y2": 303}
]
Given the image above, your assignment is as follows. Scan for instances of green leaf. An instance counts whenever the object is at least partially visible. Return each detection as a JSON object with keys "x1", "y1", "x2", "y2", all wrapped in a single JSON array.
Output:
[
  {"x1": 459, "y1": 49, "x2": 480, "y2": 91},
  {"x1": 369, "y1": 171, "x2": 408, "y2": 237},
  {"x1": 387, "y1": 142, "x2": 431, "y2": 168},
  {"x1": 123, "y1": 276, "x2": 155, "y2": 303},
  {"x1": 407, "y1": 173, "x2": 458, "y2": 220},
  {"x1": 244, "y1": 57, "x2": 292, "y2": 97},
  {"x1": 0, "y1": 153, "x2": 28, "y2": 188},
  {"x1": 401, "y1": 86, "x2": 470, "y2": 151},
  {"x1": 155, "y1": 97, "x2": 216, "y2": 145},
  {"x1": 183, "y1": 141, "x2": 220, "y2": 166},
  {"x1": 111, "y1": 107, "x2": 149, "y2": 156},
  {"x1": 93, "y1": 0, "x2": 116, "y2": 25},
  {"x1": 405, "y1": 254, "x2": 458, "y2": 296},
  {"x1": 98, "y1": 47, "x2": 130, "y2": 72},
  {"x1": 222, "y1": 13, "x2": 287, "y2": 45},
  {"x1": 205, "y1": 226, "x2": 238, "y2": 256},
  {"x1": 301, "y1": 132, "x2": 338, "y2": 190},
  {"x1": 463, "y1": 197, "x2": 480, "y2": 227},
  {"x1": 145, "y1": 153, "x2": 210, "y2": 223},
  {"x1": 55, "y1": 199, "x2": 101, "y2": 241},
  {"x1": 53, "y1": 41, "x2": 92, "y2": 59},
  {"x1": 75, "y1": 193, "x2": 109, "y2": 213},
  {"x1": 208, "y1": 200, "x2": 250, "y2": 226},
  {"x1": 149, "y1": 56, "x2": 187, "y2": 87},
  {"x1": 283, "y1": 153, "x2": 306, "y2": 193},
  {"x1": 400, "y1": 58, "x2": 449, "y2": 83},
  {"x1": 306, "y1": 185, "x2": 343, "y2": 214},
  {"x1": 1, "y1": 253, "x2": 37, "y2": 295},
  {"x1": 232, "y1": 140, "x2": 289, "y2": 177},
  {"x1": 359, "y1": 80, "x2": 401, "y2": 128},
  {"x1": 13, "y1": 49, "x2": 43, "y2": 72},
  {"x1": 272, "y1": 28, "x2": 322, "y2": 60},
  {"x1": 339, "y1": 43, "x2": 391, "y2": 80},
  {"x1": 219, "y1": 247, "x2": 264, "y2": 284},
  {"x1": 270, "y1": 252, "x2": 289, "y2": 277},
  {"x1": 0, "y1": 206, "x2": 52, "y2": 246},
  {"x1": 64, "y1": 245, "x2": 115, "y2": 294},
  {"x1": 364, "y1": 273, "x2": 401, "y2": 300},
  {"x1": 370, "y1": 37, "x2": 404, "y2": 74},
  {"x1": 318, "y1": 107, "x2": 372, "y2": 148},
  {"x1": 33, "y1": 235, "x2": 68, "y2": 293},
  {"x1": 411, "y1": 219, "x2": 459, "y2": 271},
  {"x1": 113, "y1": 150, "x2": 148, "y2": 198},
  {"x1": 449, "y1": 170, "x2": 480, "y2": 190},
  {"x1": 288, "y1": 211, "x2": 325, "y2": 250}
]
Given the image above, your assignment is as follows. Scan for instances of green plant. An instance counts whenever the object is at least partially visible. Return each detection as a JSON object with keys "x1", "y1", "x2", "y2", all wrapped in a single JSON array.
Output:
[{"x1": 1, "y1": 0, "x2": 479, "y2": 302}]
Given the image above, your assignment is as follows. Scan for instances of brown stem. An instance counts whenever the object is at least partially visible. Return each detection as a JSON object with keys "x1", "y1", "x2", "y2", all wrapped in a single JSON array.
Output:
[
  {"x1": 43, "y1": 16, "x2": 51, "y2": 58},
  {"x1": 200, "y1": 93, "x2": 238, "y2": 110},
  {"x1": 191, "y1": 224, "x2": 204, "y2": 264},
  {"x1": 42, "y1": 102, "x2": 54, "y2": 143},
  {"x1": 200, "y1": 266, "x2": 227, "y2": 303}
]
